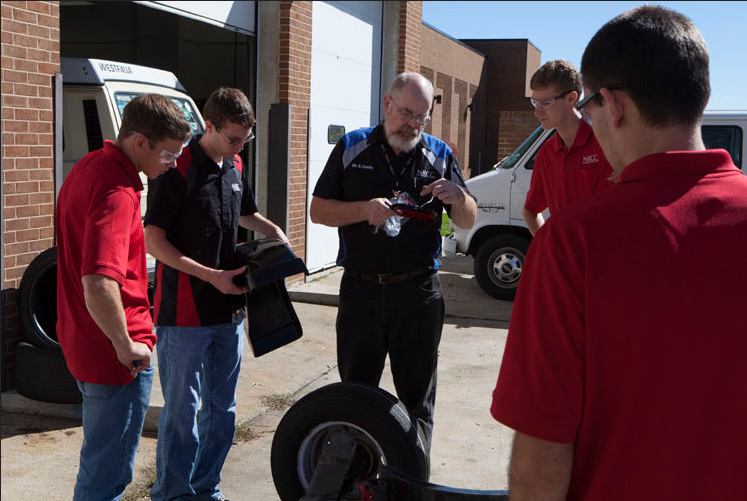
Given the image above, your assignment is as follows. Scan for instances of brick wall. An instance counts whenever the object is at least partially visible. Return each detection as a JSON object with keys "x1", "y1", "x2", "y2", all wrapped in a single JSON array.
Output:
[
  {"x1": 397, "y1": 1, "x2": 421, "y2": 74},
  {"x1": 278, "y1": 1, "x2": 312, "y2": 284},
  {"x1": 420, "y1": 23, "x2": 484, "y2": 175},
  {"x1": 497, "y1": 110, "x2": 540, "y2": 160},
  {"x1": 1, "y1": 0, "x2": 60, "y2": 390}
]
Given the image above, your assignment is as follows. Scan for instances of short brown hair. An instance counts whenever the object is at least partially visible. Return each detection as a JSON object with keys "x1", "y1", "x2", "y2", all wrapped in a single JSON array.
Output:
[
  {"x1": 202, "y1": 87, "x2": 255, "y2": 129},
  {"x1": 581, "y1": 5, "x2": 709, "y2": 127},
  {"x1": 530, "y1": 60, "x2": 582, "y2": 97},
  {"x1": 118, "y1": 93, "x2": 192, "y2": 145}
]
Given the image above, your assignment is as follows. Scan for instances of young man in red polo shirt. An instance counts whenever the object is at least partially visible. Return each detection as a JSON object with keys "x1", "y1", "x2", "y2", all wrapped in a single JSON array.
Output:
[
  {"x1": 522, "y1": 59, "x2": 614, "y2": 236},
  {"x1": 492, "y1": 5, "x2": 747, "y2": 500},
  {"x1": 56, "y1": 94, "x2": 191, "y2": 500}
]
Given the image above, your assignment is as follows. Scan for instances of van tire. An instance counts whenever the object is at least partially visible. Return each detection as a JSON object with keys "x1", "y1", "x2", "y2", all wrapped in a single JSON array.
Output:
[
  {"x1": 474, "y1": 234, "x2": 529, "y2": 301},
  {"x1": 18, "y1": 247, "x2": 61, "y2": 350},
  {"x1": 13, "y1": 342, "x2": 82, "y2": 404},
  {"x1": 271, "y1": 382, "x2": 430, "y2": 500}
]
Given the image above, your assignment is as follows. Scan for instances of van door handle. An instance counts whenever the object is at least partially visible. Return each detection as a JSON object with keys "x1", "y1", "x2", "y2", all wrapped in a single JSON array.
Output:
[{"x1": 511, "y1": 172, "x2": 516, "y2": 183}]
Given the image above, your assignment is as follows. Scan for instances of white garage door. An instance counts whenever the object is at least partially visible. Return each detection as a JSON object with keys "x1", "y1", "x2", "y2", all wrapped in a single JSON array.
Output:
[{"x1": 305, "y1": 1, "x2": 383, "y2": 272}]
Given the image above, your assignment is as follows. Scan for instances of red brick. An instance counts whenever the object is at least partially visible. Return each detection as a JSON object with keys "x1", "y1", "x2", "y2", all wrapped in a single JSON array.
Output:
[
  {"x1": 3, "y1": 94, "x2": 27, "y2": 107},
  {"x1": 3, "y1": 145, "x2": 30, "y2": 157},
  {"x1": 26, "y1": 48, "x2": 50, "y2": 62},
  {"x1": 4, "y1": 169, "x2": 29, "y2": 182},
  {"x1": 12, "y1": 32, "x2": 37, "y2": 49},
  {"x1": 27, "y1": 2, "x2": 51, "y2": 15},
  {"x1": 16, "y1": 204, "x2": 39, "y2": 217},
  {"x1": 3, "y1": 68, "x2": 28, "y2": 83},
  {"x1": 15, "y1": 157, "x2": 39, "y2": 169},
  {"x1": 2, "y1": 18, "x2": 28, "y2": 34},
  {"x1": 16, "y1": 228, "x2": 41, "y2": 241},
  {"x1": 13, "y1": 83, "x2": 38, "y2": 97},
  {"x1": 5, "y1": 218, "x2": 29, "y2": 231}
]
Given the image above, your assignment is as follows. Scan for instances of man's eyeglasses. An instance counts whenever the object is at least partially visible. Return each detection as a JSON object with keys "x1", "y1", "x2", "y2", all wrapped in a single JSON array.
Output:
[
  {"x1": 218, "y1": 128, "x2": 255, "y2": 147},
  {"x1": 576, "y1": 85, "x2": 632, "y2": 111},
  {"x1": 530, "y1": 90, "x2": 572, "y2": 108},
  {"x1": 159, "y1": 148, "x2": 183, "y2": 164},
  {"x1": 390, "y1": 98, "x2": 431, "y2": 125}
]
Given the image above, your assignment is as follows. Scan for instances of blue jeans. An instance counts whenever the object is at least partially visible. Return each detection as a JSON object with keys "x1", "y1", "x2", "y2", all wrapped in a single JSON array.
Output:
[
  {"x1": 151, "y1": 321, "x2": 244, "y2": 501},
  {"x1": 73, "y1": 365, "x2": 154, "y2": 501}
]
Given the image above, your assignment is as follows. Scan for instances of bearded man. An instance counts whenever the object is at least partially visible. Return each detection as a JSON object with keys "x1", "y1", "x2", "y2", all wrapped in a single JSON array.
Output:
[{"x1": 310, "y1": 72, "x2": 477, "y2": 459}]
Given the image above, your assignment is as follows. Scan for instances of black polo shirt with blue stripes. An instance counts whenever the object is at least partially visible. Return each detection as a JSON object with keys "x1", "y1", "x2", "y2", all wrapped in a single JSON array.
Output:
[
  {"x1": 144, "y1": 135, "x2": 258, "y2": 327},
  {"x1": 312, "y1": 123, "x2": 472, "y2": 275}
]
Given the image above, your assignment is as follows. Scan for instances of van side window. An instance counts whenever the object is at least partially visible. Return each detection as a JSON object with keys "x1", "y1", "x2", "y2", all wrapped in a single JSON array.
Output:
[
  {"x1": 82, "y1": 99, "x2": 104, "y2": 152},
  {"x1": 525, "y1": 130, "x2": 556, "y2": 170},
  {"x1": 702, "y1": 125, "x2": 742, "y2": 169}
]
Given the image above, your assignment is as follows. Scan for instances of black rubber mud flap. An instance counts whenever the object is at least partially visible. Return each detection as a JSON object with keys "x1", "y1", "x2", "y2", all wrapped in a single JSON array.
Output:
[{"x1": 271, "y1": 382, "x2": 430, "y2": 500}]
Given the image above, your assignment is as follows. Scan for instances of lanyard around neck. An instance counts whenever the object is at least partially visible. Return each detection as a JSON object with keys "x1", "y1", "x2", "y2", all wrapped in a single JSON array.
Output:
[{"x1": 379, "y1": 142, "x2": 414, "y2": 192}]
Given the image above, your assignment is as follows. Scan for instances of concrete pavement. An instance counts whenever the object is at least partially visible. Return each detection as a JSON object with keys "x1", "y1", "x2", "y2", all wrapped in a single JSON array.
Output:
[{"x1": 1, "y1": 253, "x2": 515, "y2": 500}]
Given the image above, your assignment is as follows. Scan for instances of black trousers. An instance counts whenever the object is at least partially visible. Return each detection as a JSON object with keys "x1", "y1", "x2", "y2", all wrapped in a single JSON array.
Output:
[{"x1": 336, "y1": 270, "x2": 445, "y2": 453}]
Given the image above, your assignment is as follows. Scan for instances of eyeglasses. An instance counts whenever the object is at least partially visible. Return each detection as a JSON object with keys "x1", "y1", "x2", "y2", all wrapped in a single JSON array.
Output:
[
  {"x1": 530, "y1": 90, "x2": 572, "y2": 108},
  {"x1": 159, "y1": 148, "x2": 183, "y2": 164},
  {"x1": 390, "y1": 98, "x2": 431, "y2": 125},
  {"x1": 577, "y1": 85, "x2": 632, "y2": 111},
  {"x1": 218, "y1": 127, "x2": 255, "y2": 147}
]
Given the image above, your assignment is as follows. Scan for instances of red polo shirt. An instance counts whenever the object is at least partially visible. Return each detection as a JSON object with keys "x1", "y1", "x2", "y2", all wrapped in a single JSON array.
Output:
[
  {"x1": 493, "y1": 149, "x2": 747, "y2": 499},
  {"x1": 56, "y1": 140, "x2": 155, "y2": 385},
  {"x1": 524, "y1": 119, "x2": 614, "y2": 216}
]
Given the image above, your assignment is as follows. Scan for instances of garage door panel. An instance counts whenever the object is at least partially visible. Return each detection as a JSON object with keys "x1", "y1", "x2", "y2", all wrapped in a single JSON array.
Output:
[
  {"x1": 306, "y1": 1, "x2": 383, "y2": 272},
  {"x1": 309, "y1": 52, "x2": 377, "y2": 114},
  {"x1": 313, "y1": 1, "x2": 382, "y2": 65}
]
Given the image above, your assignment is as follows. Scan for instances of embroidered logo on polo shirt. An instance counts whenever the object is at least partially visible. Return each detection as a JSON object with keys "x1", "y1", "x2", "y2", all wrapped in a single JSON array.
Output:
[
  {"x1": 581, "y1": 154, "x2": 601, "y2": 169},
  {"x1": 352, "y1": 163, "x2": 374, "y2": 170},
  {"x1": 416, "y1": 169, "x2": 437, "y2": 180},
  {"x1": 231, "y1": 183, "x2": 241, "y2": 192},
  {"x1": 582, "y1": 154, "x2": 599, "y2": 164}
]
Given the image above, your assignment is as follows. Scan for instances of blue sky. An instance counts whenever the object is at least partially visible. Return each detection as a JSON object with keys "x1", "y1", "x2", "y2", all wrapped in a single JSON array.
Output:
[{"x1": 422, "y1": 1, "x2": 747, "y2": 110}]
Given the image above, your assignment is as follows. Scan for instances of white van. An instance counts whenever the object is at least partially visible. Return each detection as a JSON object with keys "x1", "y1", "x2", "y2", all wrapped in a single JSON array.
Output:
[
  {"x1": 61, "y1": 57, "x2": 205, "y2": 281},
  {"x1": 61, "y1": 57, "x2": 205, "y2": 218},
  {"x1": 444, "y1": 111, "x2": 746, "y2": 300}
]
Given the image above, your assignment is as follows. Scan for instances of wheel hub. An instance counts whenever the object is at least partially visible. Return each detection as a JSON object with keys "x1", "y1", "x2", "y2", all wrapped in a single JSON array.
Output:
[{"x1": 490, "y1": 249, "x2": 522, "y2": 285}]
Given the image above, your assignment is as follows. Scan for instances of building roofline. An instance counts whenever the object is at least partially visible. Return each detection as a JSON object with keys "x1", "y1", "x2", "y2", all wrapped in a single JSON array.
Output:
[
  {"x1": 421, "y1": 21, "x2": 487, "y2": 58},
  {"x1": 459, "y1": 37, "x2": 541, "y2": 53}
]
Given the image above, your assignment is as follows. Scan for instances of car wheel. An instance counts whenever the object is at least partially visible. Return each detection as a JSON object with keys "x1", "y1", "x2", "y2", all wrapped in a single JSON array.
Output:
[
  {"x1": 474, "y1": 234, "x2": 530, "y2": 301},
  {"x1": 18, "y1": 247, "x2": 60, "y2": 350},
  {"x1": 271, "y1": 382, "x2": 430, "y2": 500},
  {"x1": 13, "y1": 342, "x2": 82, "y2": 404}
]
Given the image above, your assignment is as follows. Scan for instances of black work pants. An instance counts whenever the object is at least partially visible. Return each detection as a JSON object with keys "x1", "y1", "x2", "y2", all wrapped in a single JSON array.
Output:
[{"x1": 336, "y1": 270, "x2": 445, "y2": 453}]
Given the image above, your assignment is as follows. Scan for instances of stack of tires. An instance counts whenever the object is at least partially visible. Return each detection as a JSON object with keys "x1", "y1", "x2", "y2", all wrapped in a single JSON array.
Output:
[{"x1": 14, "y1": 247, "x2": 82, "y2": 404}]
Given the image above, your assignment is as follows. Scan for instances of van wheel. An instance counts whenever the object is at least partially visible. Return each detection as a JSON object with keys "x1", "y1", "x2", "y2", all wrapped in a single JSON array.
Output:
[
  {"x1": 474, "y1": 235, "x2": 529, "y2": 301},
  {"x1": 18, "y1": 247, "x2": 60, "y2": 350},
  {"x1": 13, "y1": 342, "x2": 82, "y2": 404},
  {"x1": 271, "y1": 383, "x2": 429, "y2": 500}
]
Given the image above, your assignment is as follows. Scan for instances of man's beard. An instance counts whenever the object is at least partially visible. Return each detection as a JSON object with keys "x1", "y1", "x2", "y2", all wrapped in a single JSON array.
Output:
[{"x1": 386, "y1": 125, "x2": 421, "y2": 152}]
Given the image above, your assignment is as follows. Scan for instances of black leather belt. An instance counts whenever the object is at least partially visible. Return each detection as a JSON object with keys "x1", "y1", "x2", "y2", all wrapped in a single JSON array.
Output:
[{"x1": 350, "y1": 268, "x2": 434, "y2": 285}]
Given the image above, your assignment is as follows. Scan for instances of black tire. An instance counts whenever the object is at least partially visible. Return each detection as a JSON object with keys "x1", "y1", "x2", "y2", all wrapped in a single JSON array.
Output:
[
  {"x1": 13, "y1": 342, "x2": 82, "y2": 404},
  {"x1": 271, "y1": 382, "x2": 430, "y2": 500},
  {"x1": 474, "y1": 234, "x2": 530, "y2": 301},
  {"x1": 18, "y1": 247, "x2": 60, "y2": 350}
]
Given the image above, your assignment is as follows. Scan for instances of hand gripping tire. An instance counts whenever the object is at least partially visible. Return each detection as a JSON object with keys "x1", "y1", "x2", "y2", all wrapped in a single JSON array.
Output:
[
  {"x1": 271, "y1": 382, "x2": 430, "y2": 500},
  {"x1": 18, "y1": 247, "x2": 60, "y2": 350},
  {"x1": 13, "y1": 342, "x2": 82, "y2": 404}
]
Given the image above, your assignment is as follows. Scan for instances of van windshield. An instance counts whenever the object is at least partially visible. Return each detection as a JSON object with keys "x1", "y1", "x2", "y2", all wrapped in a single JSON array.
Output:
[
  {"x1": 493, "y1": 126, "x2": 545, "y2": 170},
  {"x1": 114, "y1": 92, "x2": 204, "y2": 137}
]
